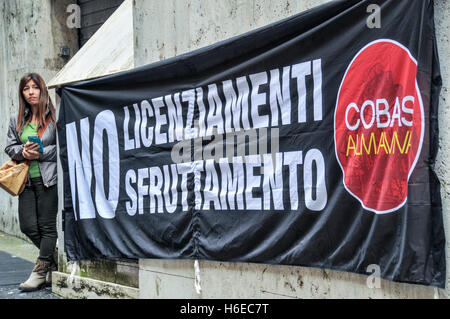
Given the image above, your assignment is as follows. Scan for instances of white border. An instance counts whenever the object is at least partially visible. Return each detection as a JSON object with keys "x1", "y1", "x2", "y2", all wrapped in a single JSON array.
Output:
[{"x1": 333, "y1": 39, "x2": 425, "y2": 214}]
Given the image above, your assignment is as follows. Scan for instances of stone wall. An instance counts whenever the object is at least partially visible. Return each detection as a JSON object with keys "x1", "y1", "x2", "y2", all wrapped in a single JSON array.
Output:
[{"x1": 0, "y1": 0, "x2": 78, "y2": 240}]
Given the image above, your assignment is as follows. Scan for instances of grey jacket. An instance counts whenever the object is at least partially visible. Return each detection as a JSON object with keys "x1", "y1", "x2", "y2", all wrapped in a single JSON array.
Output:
[{"x1": 4, "y1": 106, "x2": 57, "y2": 187}]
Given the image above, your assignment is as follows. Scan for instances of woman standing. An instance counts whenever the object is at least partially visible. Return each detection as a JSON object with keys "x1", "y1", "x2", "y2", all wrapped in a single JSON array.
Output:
[{"x1": 4, "y1": 73, "x2": 58, "y2": 292}]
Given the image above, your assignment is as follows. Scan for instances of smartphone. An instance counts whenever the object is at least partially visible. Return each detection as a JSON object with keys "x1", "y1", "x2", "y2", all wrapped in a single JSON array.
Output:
[{"x1": 28, "y1": 136, "x2": 44, "y2": 153}]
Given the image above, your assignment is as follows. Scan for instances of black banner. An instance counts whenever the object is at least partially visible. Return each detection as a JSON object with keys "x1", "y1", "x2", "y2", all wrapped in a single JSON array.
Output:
[{"x1": 57, "y1": 0, "x2": 445, "y2": 287}]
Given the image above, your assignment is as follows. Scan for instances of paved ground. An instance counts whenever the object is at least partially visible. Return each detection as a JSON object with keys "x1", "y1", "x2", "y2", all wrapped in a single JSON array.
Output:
[{"x1": 0, "y1": 233, "x2": 62, "y2": 299}]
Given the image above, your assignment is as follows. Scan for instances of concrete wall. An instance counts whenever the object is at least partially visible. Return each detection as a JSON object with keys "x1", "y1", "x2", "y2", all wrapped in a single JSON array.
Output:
[
  {"x1": 434, "y1": 0, "x2": 450, "y2": 293},
  {"x1": 139, "y1": 259, "x2": 441, "y2": 299},
  {"x1": 133, "y1": 0, "x2": 329, "y2": 67},
  {"x1": 133, "y1": 0, "x2": 450, "y2": 299},
  {"x1": 0, "y1": 0, "x2": 78, "y2": 240}
]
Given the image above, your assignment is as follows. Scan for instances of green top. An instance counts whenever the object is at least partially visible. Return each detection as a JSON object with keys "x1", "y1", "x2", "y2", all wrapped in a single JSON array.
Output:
[{"x1": 20, "y1": 123, "x2": 41, "y2": 178}]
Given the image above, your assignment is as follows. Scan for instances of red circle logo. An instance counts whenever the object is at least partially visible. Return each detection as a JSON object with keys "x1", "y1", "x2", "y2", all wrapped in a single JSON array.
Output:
[{"x1": 334, "y1": 40, "x2": 424, "y2": 213}]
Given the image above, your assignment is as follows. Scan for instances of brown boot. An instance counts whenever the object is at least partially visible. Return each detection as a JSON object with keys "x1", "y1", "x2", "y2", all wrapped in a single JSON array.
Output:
[
  {"x1": 19, "y1": 259, "x2": 51, "y2": 292},
  {"x1": 45, "y1": 248, "x2": 58, "y2": 287},
  {"x1": 45, "y1": 271, "x2": 52, "y2": 288},
  {"x1": 52, "y1": 247, "x2": 58, "y2": 270}
]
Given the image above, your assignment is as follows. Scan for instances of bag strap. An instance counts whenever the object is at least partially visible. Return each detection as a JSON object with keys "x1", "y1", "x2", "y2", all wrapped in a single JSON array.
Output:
[{"x1": 37, "y1": 113, "x2": 52, "y2": 138}]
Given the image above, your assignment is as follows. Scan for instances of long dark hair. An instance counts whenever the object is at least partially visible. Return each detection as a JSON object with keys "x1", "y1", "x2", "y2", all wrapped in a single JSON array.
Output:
[{"x1": 17, "y1": 73, "x2": 56, "y2": 134}]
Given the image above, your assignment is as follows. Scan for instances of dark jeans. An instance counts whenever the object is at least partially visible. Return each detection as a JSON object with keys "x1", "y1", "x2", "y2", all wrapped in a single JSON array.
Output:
[{"x1": 18, "y1": 177, "x2": 58, "y2": 263}]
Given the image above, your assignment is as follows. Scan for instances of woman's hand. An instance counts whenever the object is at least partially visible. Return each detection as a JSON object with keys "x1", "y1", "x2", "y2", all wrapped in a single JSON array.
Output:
[{"x1": 22, "y1": 142, "x2": 40, "y2": 160}]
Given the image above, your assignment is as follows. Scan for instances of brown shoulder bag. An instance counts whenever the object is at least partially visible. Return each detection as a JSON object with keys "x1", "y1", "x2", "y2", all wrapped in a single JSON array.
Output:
[{"x1": 0, "y1": 115, "x2": 52, "y2": 196}]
